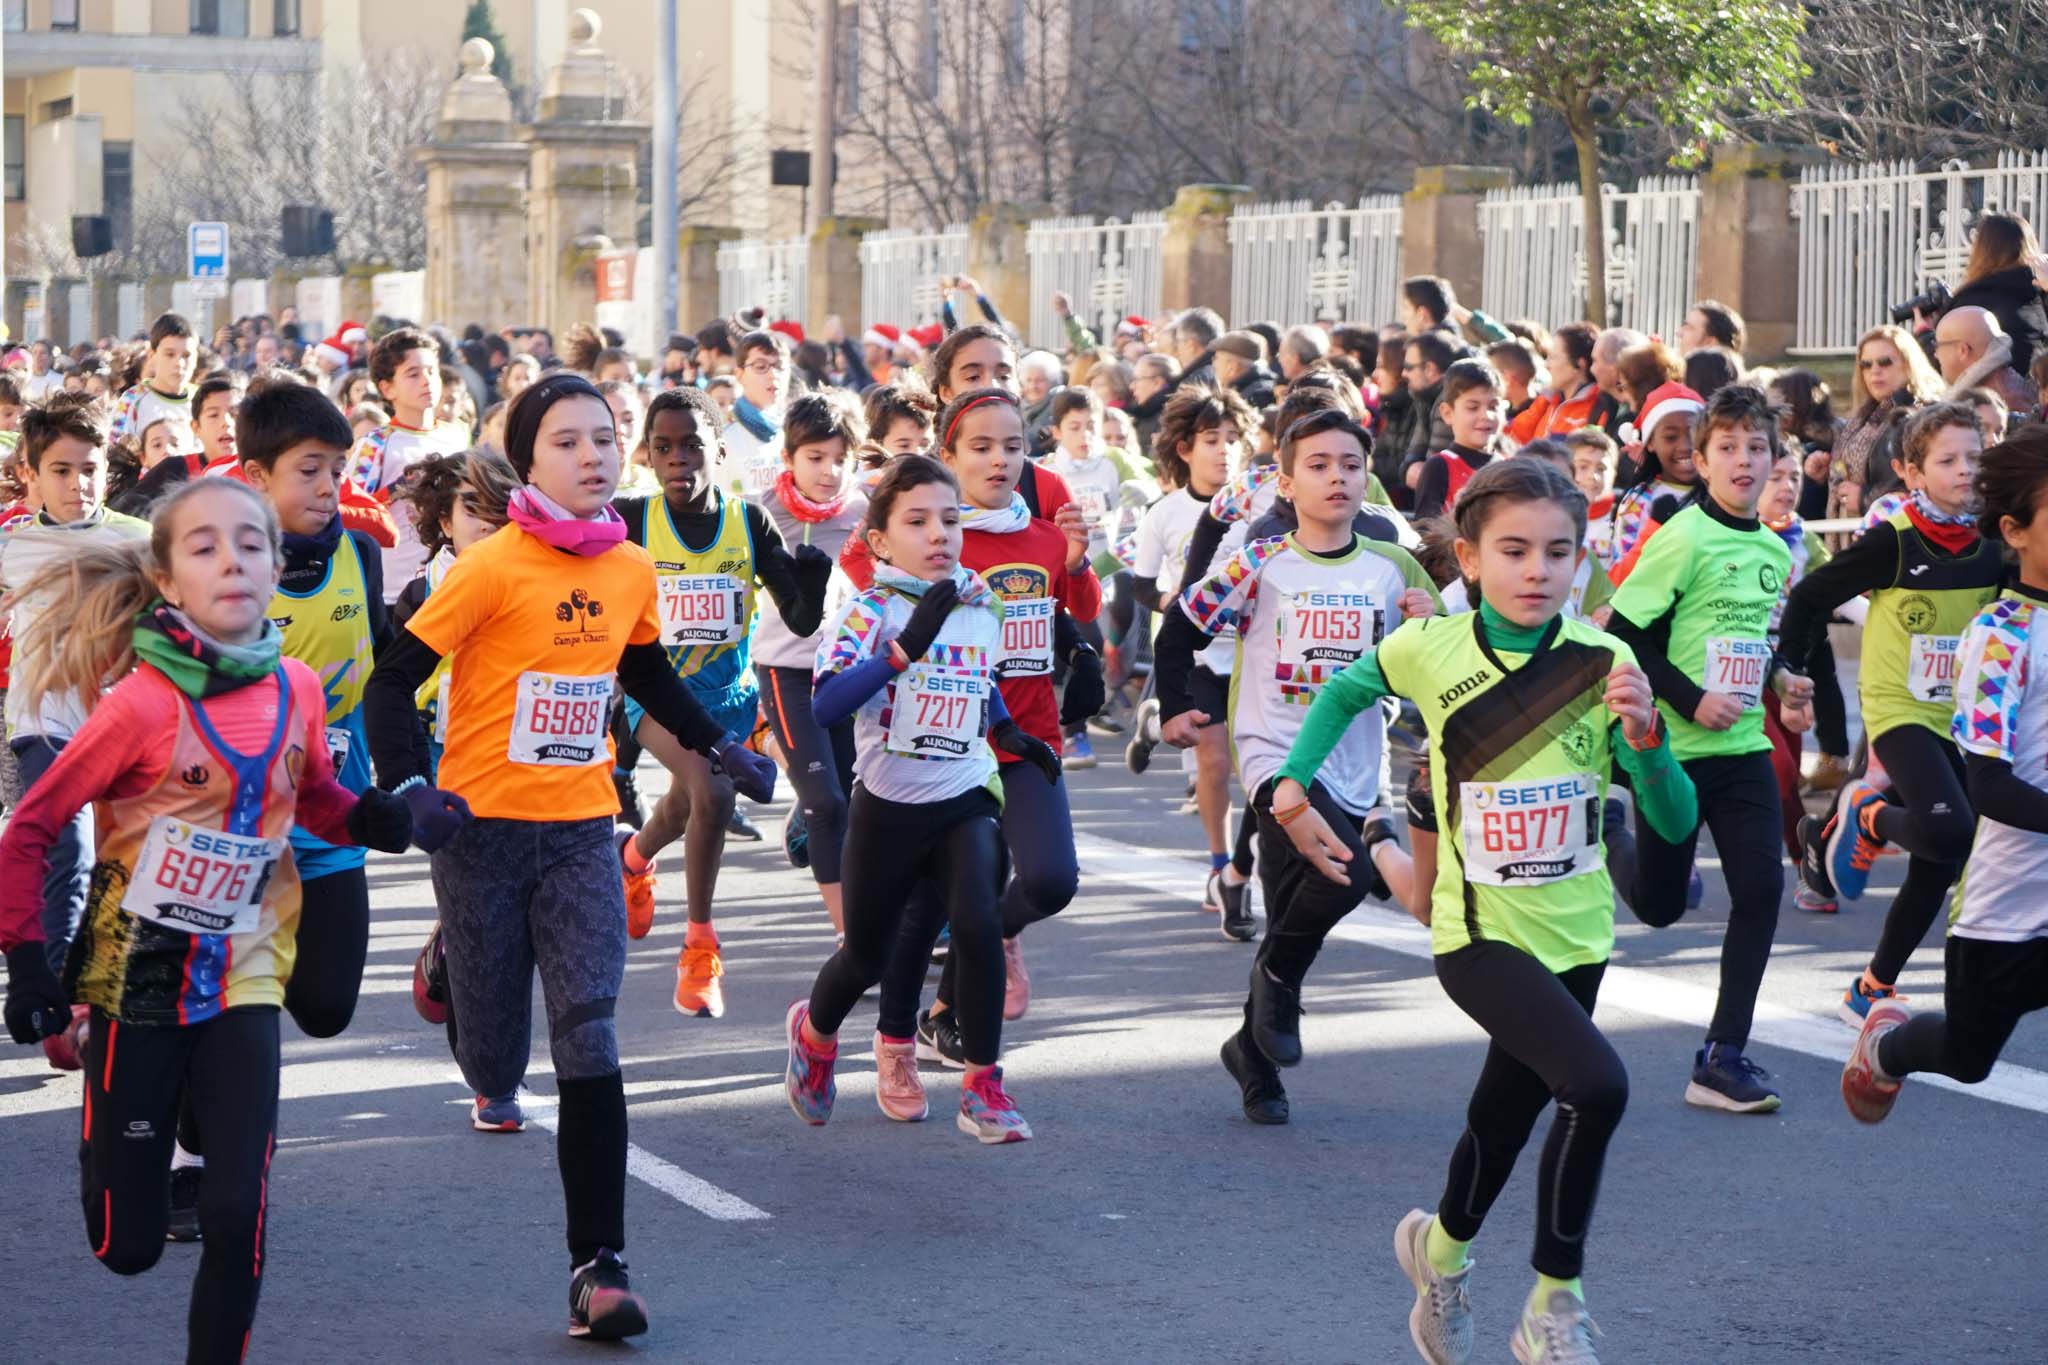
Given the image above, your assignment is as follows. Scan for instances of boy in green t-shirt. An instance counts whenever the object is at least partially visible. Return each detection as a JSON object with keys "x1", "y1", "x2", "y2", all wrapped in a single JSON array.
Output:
[{"x1": 1607, "y1": 385, "x2": 1814, "y2": 1115}]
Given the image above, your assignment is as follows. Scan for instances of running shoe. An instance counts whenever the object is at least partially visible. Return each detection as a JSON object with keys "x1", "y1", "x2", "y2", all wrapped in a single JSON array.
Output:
[
  {"x1": 568, "y1": 1248, "x2": 649, "y2": 1340},
  {"x1": 1793, "y1": 884, "x2": 1839, "y2": 915},
  {"x1": 612, "y1": 769, "x2": 646, "y2": 830},
  {"x1": 929, "y1": 925, "x2": 951, "y2": 966},
  {"x1": 1003, "y1": 936, "x2": 1031, "y2": 1020},
  {"x1": 412, "y1": 924, "x2": 450, "y2": 1024},
  {"x1": 1825, "y1": 778, "x2": 1888, "y2": 903},
  {"x1": 472, "y1": 1093, "x2": 525, "y2": 1133},
  {"x1": 916, "y1": 1007, "x2": 966, "y2": 1069},
  {"x1": 1125, "y1": 698, "x2": 1160, "y2": 775},
  {"x1": 1062, "y1": 732, "x2": 1099, "y2": 770},
  {"x1": 783, "y1": 807, "x2": 810, "y2": 870},
  {"x1": 783, "y1": 1000, "x2": 836, "y2": 1125},
  {"x1": 1511, "y1": 1288, "x2": 1602, "y2": 1364},
  {"x1": 1685, "y1": 865, "x2": 1704, "y2": 910},
  {"x1": 1361, "y1": 806, "x2": 1398, "y2": 902},
  {"x1": 1217, "y1": 874, "x2": 1255, "y2": 942},
  {"x1": 1841, "y1": 998, "x2": 1910, "y2": 1124},
  {"x1": 674, "y1": 943, "x2": 726, "y2": 1018},
  {"x1": 166, "y1": 1166, "x2": 203, "y2": 1243},
  {"x1": 1202, "y1": 870, "x2": 1225, "y2": 915},
  {"x1": 725, "y1": 806, "x2": 763, "y2": 842},
  {"x1": 1394, "y1": 1208, "x2": 1474, "y2": 1365},
  {"x1": 617, "y1": 826, "x2": 656, "y2": 941},
  {"x1": 1684, "y1": 1043, "x2": 1782, "y2": 1114},
  {"x1": 873, "y1": 1032, "x2": 928, "y2": 1122},
  {"x1": 1803, "y1": 752, "x2": 1848, "y2": 794},
  {"x1": 957, "y1": 1065, "x2": 1032, "y2": 1144},
  {"x1": 1795, "y1": 814, "x2": 1837, "y2": 903},
  {"x1": 1220, "y1": 1030, "x2": 1289, "y2": 1125},
  {"x1": 1838, "y1": 973, "x2": 1908, "y2": 1027},
  {"x1": 1249, "y1": 963, "x2": 1304, "y2": 1068}
]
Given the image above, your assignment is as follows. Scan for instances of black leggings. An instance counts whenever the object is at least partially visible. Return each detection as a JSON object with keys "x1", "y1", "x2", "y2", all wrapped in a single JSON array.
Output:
[
  {"x1": 809, "y1": 785, "x2": 1004, "y2": 1064},
  {"x1": 282, "y1": 865, "x2": 369, "y2": 1038},
  {"x1": 1865, "y1": 727, "x2": 1974, "y2": 985},
  {"x1": 759, "y1": 664, "x2": 856, "y2": 885},
  {"x1": 1808, "y1": 637, "x2": 1850, "y2": 758},
  {"x1": 1878, "y1": 935, "x2": 2048, "y2": 1084},
  {"x1": 1243, "y1": 778, "x2": 1370, "y2": 1051},
  {"x1": 1434, "y1": 944, "x2": 1624, "y2": 1280},
  {"x1": 1231, "y1": 803, "x2": 1257, "y2": 878},
  {"x1": 82, "y1": 1005, "x2": 281, "y2": 1365},
  {"x1": 1620, "y1": 749, "x2": 1782, "y2": 1049}
]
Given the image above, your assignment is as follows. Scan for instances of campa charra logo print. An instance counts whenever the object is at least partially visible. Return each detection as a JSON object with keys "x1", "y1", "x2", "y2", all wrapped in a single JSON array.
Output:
[{"x1": 553, "y1": 588, "x2": 608, "y2": 645}]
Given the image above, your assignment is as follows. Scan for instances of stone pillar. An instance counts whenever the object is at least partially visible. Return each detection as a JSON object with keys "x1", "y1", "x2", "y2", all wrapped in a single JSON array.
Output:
[
  {"x1": 677, "y1": 225, "x2": 740, "y2": 334},
  {"x1": 807, "y1": 217, "x2": 883, "y2": 335},
  {"x1": 144, "y1": 276, "x2": 177, "y2": 320},
  {"x1": 967, "y1": 204, "x2": 1036, "y2": 334},
  {"x1": 417, "y1": 38, "x2": 532, "y2": 332},
  {"x1": 1160, "y1": 183, "x2": 1254, "y2": 317},
  {"x1": 522, "y1": 10, "x2": 647, "y2": 339},
  {"x1": 1698, "y1": 143, "x2": 1821, "y2": 361},
  {"x1": 340, "y1": 267, "x2": 377, "y2": 328},
  {"x1": 1401, "y1": 165, "x2": 1511, "y2": 311}
]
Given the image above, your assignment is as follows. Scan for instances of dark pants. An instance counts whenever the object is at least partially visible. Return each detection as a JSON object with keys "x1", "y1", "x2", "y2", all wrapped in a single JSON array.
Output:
[
  {"x1": 1866, "y1": 727, "x2": 1974, "y2": 985},
  {"x1": 1434, "y1": 945, "x2": 1624, "y2": 1280},
  {"x1": 14, "y1": 734, "x2": 92, "y2": 977},
  {"x1": 1242, "y1": 778, "x2": 1371, "y2": 1052},
  {"x1": 1808, "y1": 637, "x2": 1850, "y2": 758},
  {"x1": 82, "y1": 1005, "x2": 280, "y2": 1365},
  {"x1": 1879, "y1": 935, "x2": 2048, "y2": 1084},
  {"x1": 282, "y1": 866, "x2": 370, "y2": 1038},
  {"x1": 759, "y1": 664, "x2": 856, "y2": 885}
]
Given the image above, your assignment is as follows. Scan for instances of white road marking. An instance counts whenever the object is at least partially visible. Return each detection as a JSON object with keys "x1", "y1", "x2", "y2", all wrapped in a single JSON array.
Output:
[
  {"x1": 521, "y1": 1098, "x2": 772, "y2": 1222},
  {"x1": 1073, "y1": 833, "x2": 2048, "y2": 1118}
]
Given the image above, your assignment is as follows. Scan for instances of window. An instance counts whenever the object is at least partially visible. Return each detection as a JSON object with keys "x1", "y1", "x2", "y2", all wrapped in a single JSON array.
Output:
[
  {"x1": 40, "y1": 98, "x2": 75, "y2": 124},
  {"x1": 191, "y1": 0, "x2": 248, "y2": 36},
  {"x1": 2, "y1": 0, "x2": 22, "y2": 34},
  {"x1": 273, "y1": 0, "x2": 301, "y2": 35},
  {"x1": 4, "y1": 116, "x2": 22, "y2": 202},
  {"x1": 103, "y1": 141, "x2": 133, "y2": 250},
  {"x1": 51, "y1": 0, "x2": 79, "y2": 30},
  {"x1": 835, "y1": 4, "x2": 860, "y2": 117}
]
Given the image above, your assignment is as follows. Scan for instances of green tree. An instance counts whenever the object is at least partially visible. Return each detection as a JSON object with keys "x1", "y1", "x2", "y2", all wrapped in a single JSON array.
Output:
[
  {"x1": 1400, "y1": 0, "x2": 1806, "y2": 323},
  {"x1": 460, "y1": 0, "x2": 516, "y2": 86}
]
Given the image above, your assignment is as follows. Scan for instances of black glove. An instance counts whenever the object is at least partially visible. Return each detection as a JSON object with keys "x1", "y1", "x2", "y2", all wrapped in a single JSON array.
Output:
[
  {"x1": 403, "y1": 783, "x2": 472, "y2": 853},
  {"x1": 4, "y1": 944, "x2": 70, "y2": 1045},
  {"x1": 894, "y1": 579, "x2": 959, "y2": 662},
  {"x1": 346, "y1": 788, "x2": 414, "y2": 854},
  {"x1": 1059, "y1": 642, "x2": 1106, "y2": 728},
  {"x1": 792, "y1": 541, "x2": 835, "y2": 587},
  {"x1": 992, "y1": 717, "x2": 1062, "y2": 786},
  {"x1": 712, "y1": 734, "x2": 778, "y2": 804}
]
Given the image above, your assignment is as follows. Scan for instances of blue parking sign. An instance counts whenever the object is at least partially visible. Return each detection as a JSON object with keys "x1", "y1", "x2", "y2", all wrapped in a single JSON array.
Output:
[{"x1": 188, "y1": 222, "x2": 230, "y2": 280}]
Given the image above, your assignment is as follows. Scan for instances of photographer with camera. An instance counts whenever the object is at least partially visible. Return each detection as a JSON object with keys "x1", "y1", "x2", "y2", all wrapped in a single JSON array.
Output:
[{"x1": 1912, "y1": 213, "x2": 2048, "y2": 374}]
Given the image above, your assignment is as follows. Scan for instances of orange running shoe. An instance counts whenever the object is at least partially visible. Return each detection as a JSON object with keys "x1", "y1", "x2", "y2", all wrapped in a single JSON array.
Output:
[
  {"x1": 675, "y1": 942, "x2": 726, "y2": 1018},
  {"x1": 617, "y1": 826, "x2": 656, "y2": 940}
]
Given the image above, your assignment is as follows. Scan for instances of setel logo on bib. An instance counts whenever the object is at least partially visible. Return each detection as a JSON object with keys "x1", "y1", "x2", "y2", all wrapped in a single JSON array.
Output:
[
  {"x1": 886, "y1": 665, "x2": 988, "y2": 757},
  {"x1": 1460, "y1": 773, "x2": 1601, "y2": 886}
]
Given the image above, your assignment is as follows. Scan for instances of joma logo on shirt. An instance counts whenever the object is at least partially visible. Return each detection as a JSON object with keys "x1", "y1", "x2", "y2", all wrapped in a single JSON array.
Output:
[{"x1": 1438, "y1": 670, "x2": 1491, "y2": 708}]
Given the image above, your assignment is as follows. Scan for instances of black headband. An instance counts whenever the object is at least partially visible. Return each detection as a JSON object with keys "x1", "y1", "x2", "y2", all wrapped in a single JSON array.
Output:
[{"x1": 504, "y1": 371, "x2": 605, "y2": 476}]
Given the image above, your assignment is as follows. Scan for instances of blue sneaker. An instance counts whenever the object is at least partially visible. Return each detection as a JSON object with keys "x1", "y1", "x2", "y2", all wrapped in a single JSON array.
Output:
[
  {"x1": 472, "y1": 1093, "x2": 525, "y2": 1132},
  {"x1": 783, "y1": 807, "x2": 809, "y2": 870},
  {"x1": 1062, "y1": 732, "x2": 1098, "y2": 769},
  {"x1": 1685, "y1": 865, "x2": 1704, "y2": 910},
  {"x1": 783, "y1": 1001, "x2": 837, "y2": 1125},
  {"x1": 1838, "y1": 973, "x2": 1907, "y2": 1027},
  {"x1": 1825, "y1": 779, "x2": 1888, "y2": 902},
  {"x1": 1684, "y1": 1043, "x2": 1781, "y2": 1114}
]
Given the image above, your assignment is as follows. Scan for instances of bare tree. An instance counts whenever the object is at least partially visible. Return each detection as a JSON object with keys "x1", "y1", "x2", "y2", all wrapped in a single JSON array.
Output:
[{"x1": 614, "y1": 67, "x2": 753, "y2": 230}]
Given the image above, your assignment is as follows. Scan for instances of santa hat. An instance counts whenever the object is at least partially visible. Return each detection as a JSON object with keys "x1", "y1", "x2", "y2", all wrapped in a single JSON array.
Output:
[
  {"x1": 1633, "y1": 381, "x2": 1705, "y2": 448},
  {"x1": 313, "y1": 321, "x2": 366, "y2": 370},
  {"x1": 770, "y1": 319, "x2": 805, "y2": 345},
  {"x1": 908, "y1": 323, "x2": 943, "y2": 351},
  {"x1": 863, "y1": 322, "x2": 902, "y2": 351},
  {"x1": 1115, "y1": 315, "x2": 1147, "y2": 338}
]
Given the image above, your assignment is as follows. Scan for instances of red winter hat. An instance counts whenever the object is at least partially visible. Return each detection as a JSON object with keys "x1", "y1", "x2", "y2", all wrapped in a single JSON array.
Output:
[
  {"x1": 863, "y1": 322, "x2": 902, "y2": 350},
  {"x1": 1116, "y1": 314, "x2": 1148, "y2": 337},
  {"x1": 313, "y1": 321, "x2": 365, "y2": 370},
  {"x1": 769, "y1": 319, "x2": 805, "y2": 345},
  {"x1": 908, "y1": 323, "x2": 943, "y2": 350}
]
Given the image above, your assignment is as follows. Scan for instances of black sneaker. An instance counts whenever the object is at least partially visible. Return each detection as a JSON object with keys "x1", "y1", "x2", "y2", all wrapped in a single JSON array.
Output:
[
  {"x1": 1685, "y1": 1043, "x2": 1783, "y2": 1114},
  {"x1": 915, "y1": 1007, "x2": 965, "y2": 1069},
  {"x1": 1248, "y1": 963, "x2": 1304, "y2": 1068},
  {"x1": 611, "y1": 770, "x2": 645, "y2": 830},
  {"x1": 166, "y1": 1166, "x2": 202, "y2": 1243},
  {"x1": 929, "y1": 925, "x2": 951, "y2": 966},
  {"x1": 1797, "y1": 814, "x2": 1837, "y2": 901},
  {"x1": 725, "y1": 806, "x2": 764, "y2": 842},
  {"x1": 1217, "y1": 875, "x2": 1255, "y2": 941},
  {"x1": 1125, "y1": 698, "x2": 1159, "y2": 775},
  {"x1": 1220, "y1": 1031, "x2": 1289, "y2": 1125},
  {"x1": 568, "y1": 1247, "x2": 648, "y2": 1340}
]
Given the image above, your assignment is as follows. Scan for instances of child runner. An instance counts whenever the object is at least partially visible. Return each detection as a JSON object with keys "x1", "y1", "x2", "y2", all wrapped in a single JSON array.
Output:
[
  {"x1": 864, "y1": 380, "x2": 937, "y2": 459},
  {"x1": 1045, "y1": 384, "x2": 1143, "y2": 767},
  {"x1": 1780, "y1": 402, "x2": 1999, "y2": 1019},
  {"x1": 1759, "y1": 446, "x2": 1831, "y2": 870},
  {"x1": 108, "y1": 312, "x2": 198, "y2": 444},
  {"x1": 362, "y1": 372, "x2": 774, "y2": 1340},
  {"x1": 345, "y1": 327, "x2": 469, "y2": 603},
  {"x1": 0, "y1": 478, "x2": 426, "y2": 1363},
  {"x1": 1154, "y1": 408, "x2": 1439, "y2": 1123},
  {"x1": 613, "y1": 386, "x2": 831, "y2": 1017},
  {"x1": 1842, "y1": 425, "x2": 2048, "y2": 1121},
  {"x1": 1602, "y1": 381, "x2": 1704, "y2": 568},
  {"x1": 752, "y1": 391, "x2": 870, "y2": 935},
  {"x1": 721, "y1": 328, "x2": 792, "y2": 496},
  {"x1": 784, "y1": 454, "x2": 1060, "y2": 1140},
  {"x1": 1411, "y1": 357, "x2": 1503, "y2": 520},
  {"x1": 1606, "y1": 384, "x2": 1814, "y2": 1113},
  {"x1": 1274, "y1": 457, "x2": 1695, "y2": 1365}
]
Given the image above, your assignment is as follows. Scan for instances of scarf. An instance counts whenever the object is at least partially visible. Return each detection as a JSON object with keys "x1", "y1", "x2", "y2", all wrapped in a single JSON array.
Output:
[
  {"x1": 1907, "y1": 490, "x2": 1979, "y2": 553},
  {"x1": 959, "y1": 492, "x2": 1031, "y2": 535},
  {"x1": 133, "y1": 603, "x2": 281, "y2": 701},
  {"x1": 506, "y1": 483, "x2": 627, "y2": 557},
  {"x1": 280, "y1": 513, "x2": 344, "y2": 587},
  {"x1": 775, "y1": 469, "x2": 848, "y2": 524},
  {"x1": 733, "y1": 396, "x2": 781, "y2": 444},
  {"x1": 874, "y1": 562, "x2": 997, "y2": 611}
]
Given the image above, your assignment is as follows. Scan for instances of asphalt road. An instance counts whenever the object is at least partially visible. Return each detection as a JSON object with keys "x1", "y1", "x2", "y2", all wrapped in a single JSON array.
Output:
[{"x1": 3, "y1": 737, "x2": 2046, "y2": 1363}]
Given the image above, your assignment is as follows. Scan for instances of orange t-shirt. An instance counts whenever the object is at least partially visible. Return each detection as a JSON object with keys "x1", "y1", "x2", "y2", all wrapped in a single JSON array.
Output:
[{"x1": 404, "y1": 524, "x2": 662, "y2": 821}]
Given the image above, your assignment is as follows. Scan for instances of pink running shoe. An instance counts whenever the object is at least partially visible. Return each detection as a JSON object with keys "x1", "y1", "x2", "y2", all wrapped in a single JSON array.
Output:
[
  {"x1": 958, "y1": 1065, "x2": 1032, "y2": 1144},
  {"x1": 872, "y1": 1032, "x2": 928, "y2": 1122},
  {"x1": 1003, "y1": 936, "x2": 1031, "y2": 1021},
  {"x1": 1842, "y1": 998, "x2": 1910, "y2": 1124}
]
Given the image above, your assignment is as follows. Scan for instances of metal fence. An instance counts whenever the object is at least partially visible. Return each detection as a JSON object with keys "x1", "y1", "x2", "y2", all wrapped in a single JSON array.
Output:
[
  {"x1": 860, "y1": 225, "x2": 969, "y2": 330},
  {"x1": 1025, "y1": 212, "x2": 1166, "y2": 352},
  {"x1": 1228, "y1": 197, "x2": 1403, "y2": 329},
  {"x1": 1789, "y1": 150, "x2": 2048, "y2": 354},
  {"x1": 717, "y1": 237, "x2": 811, "y2": 322},
  {"x1": 1479, "y1": 177, "x2": 1699, "y2": 339}
]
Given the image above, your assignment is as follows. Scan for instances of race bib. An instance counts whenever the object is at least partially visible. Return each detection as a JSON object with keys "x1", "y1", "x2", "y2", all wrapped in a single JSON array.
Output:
[
  {"x1": 886, "y1": 664, "x2": 988, "y2": 758},
  {"x1": 1459, "y1": 775, "x2": 1602, "y2": 887},
  {"x1": 508, "y1": 671, "x2": 612, "y2": 767},
  {"x1": 658, "y1": 573, "x2": 746, "y2": 648},
  {"x1": 1278, "y1": 590, "x2": 1379, "y2": 672},
  {"x1": 995, "y1": 597, "x2": 1056, "y2": 678},
  {"x1": 1076, "y1": 486, "x2": 1112, "y2": 522},
  {"x1": 1907, "y1": 633, "x2": 1961, "y2": 703},
  {"x1": 1701, "y1": 636, "x2": 1770, "y2": 709},
  {"x1": 324, "y1": 725, "x2": 352, "y2": 773},
  {"x1": 433, "y1": 672, "x2": 451, "y2": 745},
  {"x1": 120, "y1": 817, "x2": 282, "y2": 936}
]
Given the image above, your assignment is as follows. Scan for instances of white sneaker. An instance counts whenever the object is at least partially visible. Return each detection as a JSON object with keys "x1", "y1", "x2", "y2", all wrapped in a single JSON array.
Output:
[{"x1": 1393, "y1": 1208, "x2": 1473, "y2": 1364}]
